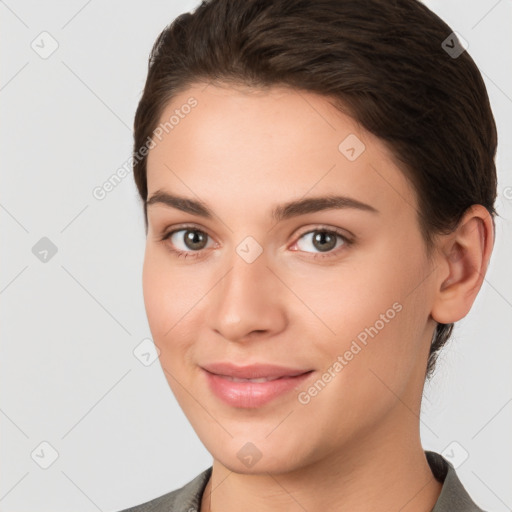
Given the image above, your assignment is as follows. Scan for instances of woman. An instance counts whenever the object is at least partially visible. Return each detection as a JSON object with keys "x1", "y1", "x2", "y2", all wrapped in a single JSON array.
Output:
[{"x1": 121, "y1": 0, "x2": 497, "y2": 510}]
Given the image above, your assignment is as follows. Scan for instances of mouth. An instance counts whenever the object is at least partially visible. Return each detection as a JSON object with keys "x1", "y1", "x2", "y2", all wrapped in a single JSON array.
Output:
[
  {"x1": 200, "y1": 361, "x2": 314, "y2": 380},
  {"x1": 201, "y1": 367, "x2": 315, "y2": 408},
  {"x1": 220, "y1": 375, "x2": 297, "y2": 383}
]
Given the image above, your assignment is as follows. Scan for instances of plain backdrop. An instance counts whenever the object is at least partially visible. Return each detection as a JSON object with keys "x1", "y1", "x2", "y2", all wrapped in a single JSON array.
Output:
[{"x1": 1, "y1": 1, "x2": 511, "y2": 511}]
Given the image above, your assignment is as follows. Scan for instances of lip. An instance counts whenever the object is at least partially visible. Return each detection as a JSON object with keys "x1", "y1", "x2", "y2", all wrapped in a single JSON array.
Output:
[
  {"x1": 201, "y1": 362, "x2": 312, "y2": 379},
  {"x1": 201, "y1": 363, "x2": 314, "y2": 408}
]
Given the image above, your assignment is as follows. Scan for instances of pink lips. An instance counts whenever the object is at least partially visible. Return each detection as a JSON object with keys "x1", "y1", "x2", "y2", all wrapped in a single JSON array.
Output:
[{"x1": 201, "y1": 362, "x2": 314, "y2": 408}]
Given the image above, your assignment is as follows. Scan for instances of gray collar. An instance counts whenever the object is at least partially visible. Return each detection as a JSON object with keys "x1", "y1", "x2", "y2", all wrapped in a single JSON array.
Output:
[
  {"x1": 427, "y1": 450, "x2": 486, "y2": 511},
  {"x1": 121, "y1": 450, "x2": 486, "y2": 511}
]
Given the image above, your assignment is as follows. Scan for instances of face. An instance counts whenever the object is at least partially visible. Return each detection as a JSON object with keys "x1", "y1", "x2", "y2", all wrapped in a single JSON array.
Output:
[{"x1": 142, "y1": 83, "x2": 438, "y2": 474}]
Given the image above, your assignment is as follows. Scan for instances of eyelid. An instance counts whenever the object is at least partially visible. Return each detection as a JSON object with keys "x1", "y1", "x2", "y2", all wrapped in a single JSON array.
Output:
[
  {"x1": 160, "y1": 222, "x2": 214, "y2": 240},
  {"x1": 292, "y1": 224, "x2": 354, "y2": 243}
]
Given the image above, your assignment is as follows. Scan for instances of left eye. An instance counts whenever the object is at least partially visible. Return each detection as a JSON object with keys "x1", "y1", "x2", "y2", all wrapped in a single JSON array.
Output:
[{"x1": 292, "y1": 229, "x2": 348, "y2": 255}]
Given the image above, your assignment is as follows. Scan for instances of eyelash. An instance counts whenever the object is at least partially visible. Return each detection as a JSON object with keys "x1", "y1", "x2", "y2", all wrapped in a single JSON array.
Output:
[{"x1": 159, "y1": 224, "x2": 353, "y2": 261}]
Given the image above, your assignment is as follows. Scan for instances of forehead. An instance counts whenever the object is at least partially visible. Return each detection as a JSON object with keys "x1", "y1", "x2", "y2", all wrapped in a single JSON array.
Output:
[{"x1": 145, "y1": 83, "x2": 417, "y2": 221}]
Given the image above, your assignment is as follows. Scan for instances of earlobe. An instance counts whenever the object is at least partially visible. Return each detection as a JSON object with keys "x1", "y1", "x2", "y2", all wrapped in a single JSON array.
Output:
[{"x1": 431, "y1": 205, "x2": 494, "y2": 324}]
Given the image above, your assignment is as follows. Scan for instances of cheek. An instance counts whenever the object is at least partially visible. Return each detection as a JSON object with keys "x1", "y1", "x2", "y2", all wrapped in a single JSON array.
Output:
[
  {"x1": 142, "y1": 247, "x2": 189, "y2": 351},
  {"x1": 142, "y1": 247, "x2": 167, "y2": 338},
  {"x1": 288, "y1": 254, "x2": 404, "y2": 347},
  {"x1": 308, "y1": 238, "x2": 430, "y2": 385},
  {"x1": 142, "y1": 248, "x2": 200, "y2": 409},
  {"x1": 142, "y1": 245, "x2": 210, "y2": 372}
]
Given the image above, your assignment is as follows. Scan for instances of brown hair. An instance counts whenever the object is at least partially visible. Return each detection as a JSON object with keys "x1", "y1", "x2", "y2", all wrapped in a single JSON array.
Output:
[{"x1": 132, "y1": 0, "x2": 498, "y2": 379}]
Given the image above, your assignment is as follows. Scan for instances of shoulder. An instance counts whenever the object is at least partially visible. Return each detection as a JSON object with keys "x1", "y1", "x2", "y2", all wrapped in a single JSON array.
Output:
[
  {"x1": 116, "y1": 466, "x2": 212, "y2": 512},
  {"x1": 426, "y1": 450, "x2": 488, "y2": 512}
]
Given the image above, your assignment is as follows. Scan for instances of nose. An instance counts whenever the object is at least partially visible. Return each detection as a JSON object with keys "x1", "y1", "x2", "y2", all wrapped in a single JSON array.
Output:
[{"x1": 206, "y1": 247, "x2": 287, "y2": 343}]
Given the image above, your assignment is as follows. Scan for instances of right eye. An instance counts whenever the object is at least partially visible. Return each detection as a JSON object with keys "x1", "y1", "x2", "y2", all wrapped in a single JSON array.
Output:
[{"x1": 161, "y1": 226, "x2": 215, "y2": 259}]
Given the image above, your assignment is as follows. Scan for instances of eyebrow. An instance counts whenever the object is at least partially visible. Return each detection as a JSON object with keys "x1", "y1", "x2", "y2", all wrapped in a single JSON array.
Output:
[{"x1": 146, "y1": 190, "x2": 379, "y2": 222}]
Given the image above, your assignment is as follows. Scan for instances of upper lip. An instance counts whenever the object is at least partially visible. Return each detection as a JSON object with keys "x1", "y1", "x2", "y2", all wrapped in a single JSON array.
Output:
[{"x1": 201, "y1": 362, "x2": 313, "y2": 379}]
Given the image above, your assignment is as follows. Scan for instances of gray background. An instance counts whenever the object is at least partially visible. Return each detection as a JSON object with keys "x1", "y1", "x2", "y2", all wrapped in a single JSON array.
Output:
[{"x1": 1, "y1": 1, "x2": 511, "y2": 511}]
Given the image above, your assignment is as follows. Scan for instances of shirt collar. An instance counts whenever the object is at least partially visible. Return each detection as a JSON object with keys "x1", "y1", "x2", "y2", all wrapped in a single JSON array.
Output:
[
  {"x1": 426, "y1": 450, "x2": 485, "y2": 511},
  {"x1": 171, "y1": 451, "x2": 485, "y2": 511}
]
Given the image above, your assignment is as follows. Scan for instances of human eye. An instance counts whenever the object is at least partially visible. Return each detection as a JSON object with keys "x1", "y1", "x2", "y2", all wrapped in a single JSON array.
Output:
[
  {"x1": 290, "y1": 226, "x2": 353, "y2": 260},
  {"x1": 159, "y1": 224, "x2": 215, "y2": 260},
  {"x1": 158, "y1": 224, "x2": 353, "y2": 261}
]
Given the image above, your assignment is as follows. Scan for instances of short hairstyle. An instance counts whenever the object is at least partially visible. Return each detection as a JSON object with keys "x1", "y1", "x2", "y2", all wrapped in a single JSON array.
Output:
[{"x1": 132, "y1": 0, "x2": 498, "y2": 379}]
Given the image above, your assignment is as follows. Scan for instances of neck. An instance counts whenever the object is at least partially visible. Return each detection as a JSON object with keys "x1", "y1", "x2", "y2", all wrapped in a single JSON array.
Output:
[{"x1": 201, "y1": 409, "x2": 442, "y2": 512}]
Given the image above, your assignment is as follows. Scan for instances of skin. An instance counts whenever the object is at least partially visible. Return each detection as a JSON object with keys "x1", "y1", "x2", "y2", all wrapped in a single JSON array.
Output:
[{"x1": 142, "y1": 83, "x2": 494, "y2": 512}]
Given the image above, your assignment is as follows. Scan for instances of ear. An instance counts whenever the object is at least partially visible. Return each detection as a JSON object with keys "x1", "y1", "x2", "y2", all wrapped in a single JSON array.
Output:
[{"x1": 431, "y1": 205, "x2": 495, "y2": 324}]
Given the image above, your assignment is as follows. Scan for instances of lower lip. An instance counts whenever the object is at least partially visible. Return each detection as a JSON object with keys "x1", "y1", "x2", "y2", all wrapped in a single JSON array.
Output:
[{"x1": 203, "y1": 369, "x2": 314, "y2": 408}]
